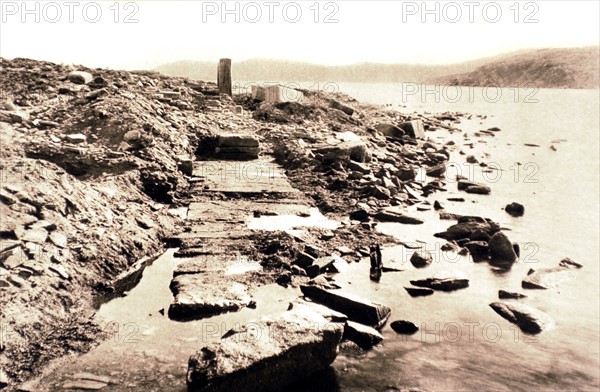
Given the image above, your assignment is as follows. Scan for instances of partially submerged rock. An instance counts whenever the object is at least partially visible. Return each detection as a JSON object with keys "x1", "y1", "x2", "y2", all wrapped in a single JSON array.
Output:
[
  {"x1": 374, "y1": 208, "x2": 424, "y2": 225},
  {"x1": 404, "y1": 286, "x2": 434, "y2": 297},
  {"x1": 505, "y1": 202, "x2": 525, "y2": 217},
  {"x1": 498, "y1": 290, "x2": 527, "y2": 299},
  {"x1": 410, "y1": 250, "x2": 433, "y2": 268},
  {"x1": 434, "y1": 216, "x2": 500, "y2": 240},
  {"x1": 489, "y1": 302, "x2": 552, "y2": 334},
  {"x1": 187, "y1": 309, "x2": 343, "y2": 392},
  {"x1": 488, "y1": 232, "x2": 518, "y2": 265},
  {"x1": 410, "y1": 271, "x2": 469, "y2": 292},
  {"x1": 300, "y1": 285, "x2": 391, "y2": 329},
  {"x1": 390, "y1": 320, "x2": 419, "y2": 335},
  {"x1": 343, "y1": 321, "x2": 384, "y2": 350},
  {"x1": 522, "y1": 267, "x2": 574, "y2": 289}
]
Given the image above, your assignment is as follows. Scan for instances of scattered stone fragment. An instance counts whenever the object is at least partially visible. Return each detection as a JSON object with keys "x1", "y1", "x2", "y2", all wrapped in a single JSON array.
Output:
[
  {"x1": 65, "y1": 133, "x2": 87, "y2": 144},
  {"x1": 329, "y1": 100, "x2": 354, "y2": 116},
  {"x1": 410, "y1": 250, "x2": 433, "y2": 268},
  {"x1": 404, "y1": 287, "x2": 434, "y2": 297},
  {"x1": 559, "y1": 257, "x2": 582, "y2": 269},
  {"x1": 390, "y1": 320, "x2": 419, "y2": 335},
  {"x1": 465, "y1": 185, "x2": 491, "y2": 195},
  {"x1": 498, "y1": 290, "x2": 527, "y2": 299},
  {"x1": 505, "y1": 202, "x2": 525, "y2": 217},
  {"x1": 374, "y1": 208, "x2": 424, "y2": 225},
  {"x1": 67, "y1": 70, "x2": 93, "y2": 84},
  {"x1": 410, "y1": 271, "x2": 469, "y2": 292}
]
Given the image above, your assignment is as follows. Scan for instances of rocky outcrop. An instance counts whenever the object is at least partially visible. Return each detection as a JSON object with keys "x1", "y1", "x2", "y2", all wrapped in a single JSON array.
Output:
[{"x1": 186, "y1": 309, "x2": 344, "y2": 392}]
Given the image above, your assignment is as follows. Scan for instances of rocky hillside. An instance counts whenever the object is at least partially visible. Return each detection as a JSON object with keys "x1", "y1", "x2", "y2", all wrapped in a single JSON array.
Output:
[
  {"x1": 433, "y1": 46, "x2": 600, "y2": 89},
  {"x1": 0, "y1": 56, "x2": 464, "y2": 387}
]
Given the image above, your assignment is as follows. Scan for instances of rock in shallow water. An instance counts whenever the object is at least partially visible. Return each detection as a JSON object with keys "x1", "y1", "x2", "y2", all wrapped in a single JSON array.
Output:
[
  {"x1": 410, "y1": 250, "x2": 433, "y2": 268},
  {"x1": 505, "y1": 202, "x2": 525, "y2": 217},
  {"x1": 343, "y1": 320, "x2": 384, "y2": 350},
  {"x1": 390, "y1": 320, "x2": 419, "y2": 335},
  {"x1": 300, "y1": 285, "x2": 391, "y2": 329},
  {"x1": 488, "y1": 232, "x2": 517, "y2": 265},
  {"x1": 410, "y1": 271, "x2": 469, "y2": 292},
  {"x1": 522, "y1": 267, "x2": 574, "y2": 289},
  {"x1": 404, "y1": 286, "x2": 434, "y2": 297},
  {"x1": 489, "y1": 301, "x2": 552, "y2": 334},
  {"x1": 187, "y1": 309, "x2": 344, "y2": 392}
]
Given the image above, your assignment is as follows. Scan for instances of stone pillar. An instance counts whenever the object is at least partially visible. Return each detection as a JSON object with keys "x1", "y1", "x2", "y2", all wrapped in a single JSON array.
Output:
[{"x1": 217, "y1": 58, "x2": 232, "y2": 96}]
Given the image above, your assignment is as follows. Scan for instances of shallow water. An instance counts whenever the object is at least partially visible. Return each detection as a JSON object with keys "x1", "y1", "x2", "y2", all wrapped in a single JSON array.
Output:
[
  {"x1": 328, "y1": 84, "x2": 600, "y2": 391},
  {"x1": 32, "y1": 86, "x2": 599, "y2": 391}
]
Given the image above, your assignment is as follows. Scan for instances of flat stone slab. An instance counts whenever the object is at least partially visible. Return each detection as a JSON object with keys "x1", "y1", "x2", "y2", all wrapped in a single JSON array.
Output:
[
  {"x1": 490, "y1": 301, "x2": 553, "y2": 334},
  {"x1": 187, "y1": 309, "x2": 342, "y2": 392},
  {"x1": 168, "y1": 274, "x2": 253, "y2": 320},
  {"x1": 522, "y1": 267, "x2": 574, "y2": 289},
  {"x1": 187, "y1": 201, "x2": 310, "y2": 222},
  {"x1": 410, "y1": 271, "x2": 469, "y2": 291},
  {"x1": 192, "y1": 160, "x2": 299, "y2": 194},
  {"x1": 300, "y1": 285, "x2": 391, "y2": 329},
  {"x1": 173, "y1": 255, "x2": 255, "y2": 276},
  {"x1": 217, "y1": 134, "x2": 259, "y2": 148},
  {"x1": 343, "y1": 321, "x2": 383, "y2": 350}
]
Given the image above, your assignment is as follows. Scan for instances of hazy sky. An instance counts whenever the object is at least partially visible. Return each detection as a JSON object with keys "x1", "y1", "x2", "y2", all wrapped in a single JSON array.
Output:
[{"x1": 1, "y1": 0, "x2": 598, "y2": 69}]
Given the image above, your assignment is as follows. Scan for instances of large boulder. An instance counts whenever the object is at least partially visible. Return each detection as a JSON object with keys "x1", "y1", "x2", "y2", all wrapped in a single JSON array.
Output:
[
  {"x1": 187, "y1": 309, "x2": 344, "y2": 392},
  {"x1": 488, "y1": 232, "x2": 517, "y2": 264},
  {"x1": 300, "y1": 285, "x2": 391, "y2": 329},
  {"x1": 489, "y1": 302, "x2": 553, "y2": 334}
]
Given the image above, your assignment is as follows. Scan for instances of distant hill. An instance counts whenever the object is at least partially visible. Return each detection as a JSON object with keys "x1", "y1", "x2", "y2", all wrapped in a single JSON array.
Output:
[
  {"x1": 156, "y1": 47, "x2": 599, "y2": 89},
  {"x1": 432, "y1": 47, "x2": 599, "y2": 89}
]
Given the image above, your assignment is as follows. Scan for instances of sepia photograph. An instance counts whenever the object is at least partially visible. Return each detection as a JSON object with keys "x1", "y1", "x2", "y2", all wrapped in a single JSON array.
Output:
[{"x1": 0, "y1": 1, "x2": 598, "y2": 391}]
